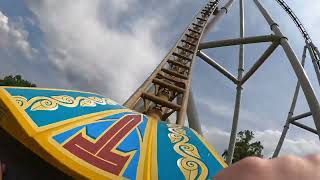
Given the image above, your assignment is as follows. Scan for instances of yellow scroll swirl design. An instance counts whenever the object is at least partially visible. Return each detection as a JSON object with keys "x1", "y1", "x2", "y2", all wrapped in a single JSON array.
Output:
[
  {"x1": 12, "y1": 95, "x2": 118, "y2": 111},
  {"x1": 167, "y1": 124, "x2": 208, "y2": 180}
]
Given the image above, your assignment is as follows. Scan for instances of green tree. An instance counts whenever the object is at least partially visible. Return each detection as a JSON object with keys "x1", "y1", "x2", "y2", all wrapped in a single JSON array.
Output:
[
  {"x1": 222, "y1": 130, "x2": 264, "y2": 164},
  {"x1": 0, "y1": 75, "x2": 36, "y2": 87}
]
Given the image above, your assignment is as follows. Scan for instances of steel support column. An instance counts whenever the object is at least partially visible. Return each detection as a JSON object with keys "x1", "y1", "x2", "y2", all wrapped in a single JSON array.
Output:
[
  {"x1": 187, "y1": 90, "x2": 203, "y2": 135},
  {"x1": 226, "y1": 0, "x2": 245, "y2": 165},
  {"x1": 272, "y1": 46, "x2": 307, "y2": 158}
]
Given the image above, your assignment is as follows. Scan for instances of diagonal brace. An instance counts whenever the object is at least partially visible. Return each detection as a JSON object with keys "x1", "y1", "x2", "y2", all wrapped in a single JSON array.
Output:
[
  {"x1": 291, "y1": 121, "x2": 318, "y2": 135},
  {"x1": 289, "y1": 111, "x2": 312, "y2": 122},
  {"x1": 240, "y1": 42, "x2": 279, "y2": 85},
  {"x1": 197, "y1": 51, "x2": 238, "y2": 84}
]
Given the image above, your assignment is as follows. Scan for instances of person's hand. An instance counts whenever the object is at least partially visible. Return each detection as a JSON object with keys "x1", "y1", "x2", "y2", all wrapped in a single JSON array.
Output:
[
  {"x1": 214, "y1": 155, "x2": 320, "y2": 180},
  {"x1": 0, "y1": 162, "x2": 5, "y2": 180}
]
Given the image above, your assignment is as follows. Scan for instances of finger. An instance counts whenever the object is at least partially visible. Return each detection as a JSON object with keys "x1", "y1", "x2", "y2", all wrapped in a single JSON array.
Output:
[
  {"x1": 214, "y1": 157, "x2": 268, "y2": 180},
  {"x1": 0, "y1": 162, "x2": 3, "y2": 180},
  {"x1": 305, "y1": 154, "x2": 320, "y2": 166},
  {"x1": 1, "y1": 163, "x2": 5, "y2": 174}
]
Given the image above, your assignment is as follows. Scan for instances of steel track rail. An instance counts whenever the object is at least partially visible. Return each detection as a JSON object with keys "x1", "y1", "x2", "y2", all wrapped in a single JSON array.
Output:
[
  {"x1": 275, "y1": 0, "x2": 311, "y2": 43},
  {"x1": 275, "y1": 0, "x2": 320, "y2": 74}
]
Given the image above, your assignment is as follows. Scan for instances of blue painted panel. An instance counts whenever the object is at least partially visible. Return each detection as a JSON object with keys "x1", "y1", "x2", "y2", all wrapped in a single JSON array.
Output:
[
  {"x1": 157, "y1": 122, "x2": 225, "y2": 180},
  {"x1": 157, "y1": 122, "x2": 185, "y2": 180},
  {"x1": 186, "y1": 129, "x2": 225, "y2": 178}
]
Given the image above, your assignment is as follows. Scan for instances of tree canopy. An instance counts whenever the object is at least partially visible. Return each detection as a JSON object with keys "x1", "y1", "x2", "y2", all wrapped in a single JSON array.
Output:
[
  {"x1": 222, "y1": 130, "x2": 264, "y2": 164},
  {"x1": 0, "y1": 75, "x2": 36, "y2": 87}
]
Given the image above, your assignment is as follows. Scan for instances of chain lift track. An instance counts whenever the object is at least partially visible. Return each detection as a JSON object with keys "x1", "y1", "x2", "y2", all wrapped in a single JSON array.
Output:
[
  {"x1": 275, "y1": 0, "x2": 320, "y2": 75},
  {"x1": 124, "y1": 1, "x2": 220, "y2": 125}
]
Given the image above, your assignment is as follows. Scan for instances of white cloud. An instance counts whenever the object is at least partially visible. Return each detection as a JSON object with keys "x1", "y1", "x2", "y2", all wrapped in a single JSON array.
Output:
[
  {"x1": 27, "y1": 0, "x2": 167, "y2": 102},
  {"x1": 203, "y1": 126, "x2": 229, "y2": 154},
  {"x1": 255, "y1": 129, "x2": 320, "y2": 157},
  {"x1": 0, "y1": 11, "x2": 36, "y2": 59},
  {"x1": 198, "y1": 97, "x2": 275, "y2": 129},
  {"x1": 203, "y1": 126, "x2": 320, "y2": 158}
]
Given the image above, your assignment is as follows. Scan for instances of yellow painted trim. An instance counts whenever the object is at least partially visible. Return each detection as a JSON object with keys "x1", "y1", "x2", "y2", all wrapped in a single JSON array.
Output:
[
  {"x1": 40, "y1": 109, "x2": 132, "y2": 133},
  {"x1": 150, "y1": 118, "x2": 158, "y2": 180},
  {"x1": 0, "y1": 86, "x2": 104, "y2": 96},
  {"x1": 191, "y1": 129, "x2": 228, "y2": 168},
  {"x1": 41, "y1": 109, "x2": 134, "y2": 139},
  {"x1": 136, "y1": 117, "x2": 152, "y2": 180},
  {"x1": 0, "y1": 88, "x2": 35, "y2": 136}
]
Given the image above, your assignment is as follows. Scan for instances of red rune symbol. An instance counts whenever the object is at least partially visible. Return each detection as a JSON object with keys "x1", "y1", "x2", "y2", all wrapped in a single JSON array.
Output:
[{"x1": 63, "y1": 114, "x2": 142, "y2": 175}]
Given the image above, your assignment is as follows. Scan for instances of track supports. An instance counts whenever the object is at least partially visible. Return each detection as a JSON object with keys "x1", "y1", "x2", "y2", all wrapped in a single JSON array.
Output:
[
  {"x1": 225, "y1": 0, "x2": 245, "y2": 165},
  {"x1": 254, "y1": 0, "x2": 320, "y2": 133},
  {"x1": 197, "y1": 51, "x2": 238, "y2": 84},
  {"x1": 272, "y1": 46, "x2": 307, "y2": 158},
  {"x1": 240, "y1": 42, "x2": 279, "y2": 85},
  {"x1": 123, "y1": 0, "x2": 320, "y2": 163},
  {"x1": 187, "y1": 90, "x2": 203, "y2": 135},
  {"x1": 199, "y1": 35, "x2": 278, "y2": 49},
  {"x1": 196, "y1": 0, "x2": 320, "y2": 163}
]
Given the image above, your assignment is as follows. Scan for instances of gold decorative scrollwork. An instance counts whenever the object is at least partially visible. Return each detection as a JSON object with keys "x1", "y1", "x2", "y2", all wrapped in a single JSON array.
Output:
[
  {"x1": 167, "y1": 124, "x2": 208, "y2": 180},
  {"x1": 12, "y1": 95, "x2": 118, "y2": 111},
  {"x1": 12, "y1": 96, "x2": 28, "y2": 109}
]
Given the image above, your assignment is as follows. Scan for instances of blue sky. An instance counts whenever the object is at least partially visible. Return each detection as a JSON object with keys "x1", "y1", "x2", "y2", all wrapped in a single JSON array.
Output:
[{"x1": 1, "y1": 0, "x2": 320, "y2": 157}]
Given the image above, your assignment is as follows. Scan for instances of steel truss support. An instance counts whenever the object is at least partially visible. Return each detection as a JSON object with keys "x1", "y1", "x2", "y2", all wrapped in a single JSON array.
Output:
[
  {"x1": 196, "y1": 0, "x2": 320, "y2": 163},
  {"x1": 196, "y1": 0, "x2": 282, "y2": 164},
  {"x1": 253, "y1": 0, "x2": 320, "y2": 158},
  {"x1": 199, "y1": 35, "x2": 278, "y2": 49},
  {"x1": 273, "y1": 45, "x2": 320, "y2": 157},
  {"x1": 124, "y1": 0, "x2": 320, "y2": 163},
  {"x1": 275, "y1": 0, "x2": 320, "y2": 87},
  {"x1": 254, "y1": 0, "x2": 320, "y2": 130},
  {"x1": 272, "y1": 46, "x2": 307, "y2": 158},
  {"x1": 187, "y1": 90, "x2": 203, "y2": 135},
  {"x1": 291, "y1": 122, "x2": 318, "y2": 135},
  {"x1": 197, "y1": 51, "x2": 238, "y2": 84},
  {"x1": 290, "y1": 112, "x2": 312, "y2": 122},
  {"x1": 241, "y1": 42, "x2": 279, "y2": 85},
  {"x1": 226, "y1": 0, "x2": 245, "y2": 164}
]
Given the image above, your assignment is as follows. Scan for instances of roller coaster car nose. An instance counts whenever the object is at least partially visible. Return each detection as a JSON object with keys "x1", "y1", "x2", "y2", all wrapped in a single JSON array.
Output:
[{"x1": 0, "y1": 87, "x2": 226, "y2": 179}]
